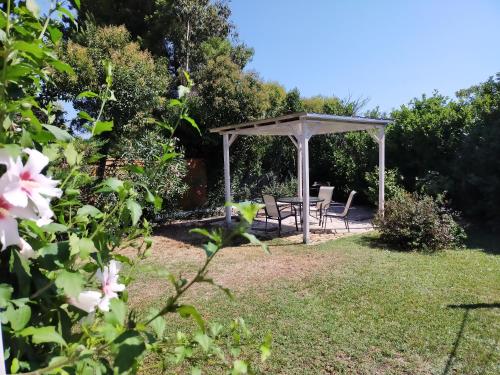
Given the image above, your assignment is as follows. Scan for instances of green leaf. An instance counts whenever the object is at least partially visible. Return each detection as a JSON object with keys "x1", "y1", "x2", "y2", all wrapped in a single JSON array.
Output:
[
  {"x1": 0, "y1": 284, "x2": 13, "y2": 308},
  {"x1": 160, "y1": 152, "x2": 179, "y2": 163},
  {"x1": 126, "y1": 199, "x2": 142, "y2": 226},
  {"x1": 50, "y1": 60, "x2": 74, "y2": 75},
  {"x1": 12, "y1": 41, "x2": 44, "y2": 58},
  {"x1": 181, "y1": 114, "x2": 201, "y2": 135},
  {"x1": 232, "y1": 360, "x2": 248, "y2": 374},
  {"x1": 92, "y1": 120, "x2": 113, "y2": 136},
  {"x1": 47, "y1": 25, "x2": 63, "y2": 44},
  {"x1": 55, "y1": 270, "x2": 85, "y2": 297},
  {"x1": 178, "y1": 305, "x2": 205, "y2": 332},
  {"x1": 41, "y1": 223, "x2": 68, "y2": 233},
  {"x1": 191, "y1": 368, "x2": 201, "y2": 375},
  {"x1": 10, "y1": 358, "x2": 20, "y2": 374},
  {"x1": 190, "y1": 228, "x2": 221, "y2": 244},
  {"x1": 56, "y1": 5, "x2": 76, "y2": 24},
  {"x1": 148, "y1": 310, "x2": 166, "y2": 338},
  {"x1": 113, "y1": 331, "x2": 145, "y2": 373},
  {"x1": 203, "y1": 242, "x2": 219, "y2": 257},
  {"x1": 105, "y1": 298, "x2": 126, "y2": 326},
  {"x1": 69, "y1": 235, "x2": 97, "y2": 259},
  {"x1": 241, "y1": 233, "x2": 269, "y2": 253},
  {"x1": 77, "y1": 111, "x2": 94, "y2": 121},
  {"x1": 194, "y1": 332, "x2": 212, "y2": 352},
  {"x1": 48, "y1": 356, "x2": 69, "y2": 368},
  {"x1": 5, "y1": 304, "x2": 31, "y2": 331},
  {"x1": 76, "y1": 205, "x2": 102, "y2": 218},
  {"x1": 5, "y1": 64, "x2": 31, "y2": 80},
  {"x1": 232, "y1": 202, "x2": 263, "y2": 224},
  {"x1": 76, "y1": 91, "x2": 99, "y2": 99},
  {"x1": 20, "y1": 326, "x2": 66, "y2": 346},
  {"x1": 169, "y1": 99, "x2": 182, "y2": 107},
  {"x1": 20, "y1": 129, "x2": 33, "y2": 148},
  {"x1": 260, "y1": 333, "x2": 272, "y2": 362},
  {"x1": 101, "y1": 178, "x2": 124, "y2": 192},
  {"x1": 64, "y1": 143, "x2": 79, "y2": 166},
  {"x1": 127, "y1": 165, "x2": 144, "y2": 174},
  {"x1": 42, "y1": 124, "x2": 73, "y2": 141}
]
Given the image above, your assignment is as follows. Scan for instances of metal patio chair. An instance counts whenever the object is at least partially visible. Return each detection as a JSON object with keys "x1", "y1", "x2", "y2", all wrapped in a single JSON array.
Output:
[
  {"x1": 262, "y1": 194, "x2": 298, "y2": 236},
  {"x1": 310, "y1": 186, "x2": 334, "y2": 225},
  {"x1": 322, "y1": 190, "x2": 357, "y2": 232}
]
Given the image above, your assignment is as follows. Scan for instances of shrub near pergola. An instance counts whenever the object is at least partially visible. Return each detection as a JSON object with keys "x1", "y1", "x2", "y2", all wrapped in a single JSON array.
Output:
[{"x1": 210, "y1": 112, "x2": 392, "y2": 243}]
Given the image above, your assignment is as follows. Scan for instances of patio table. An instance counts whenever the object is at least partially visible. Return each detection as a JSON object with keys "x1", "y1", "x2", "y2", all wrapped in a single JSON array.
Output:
[{"x1": 277, "y1": 196, "x2": 324, "y2": 226}]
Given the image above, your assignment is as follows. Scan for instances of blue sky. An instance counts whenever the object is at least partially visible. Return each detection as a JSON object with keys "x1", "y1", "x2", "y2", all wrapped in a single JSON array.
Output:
[
  {"x1": 230, "y1": 0, "x2": 500, "y2": 112},
  {"x1": 39, "y1": 0, "x2": 500, "y2": 112}
]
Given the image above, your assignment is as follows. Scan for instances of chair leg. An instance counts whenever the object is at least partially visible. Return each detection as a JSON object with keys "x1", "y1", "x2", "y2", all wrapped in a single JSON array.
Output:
[
  {"x1": 265, "y1": 216, "x2": 268, "y2": 232},
  {"x1": 278, "y1": 219, "x2": 282, "y2": 236},
  {"x1": 344, "y1": 218, "x2": 350, "y2": 232},
  {"x1": 294, "y1": 214, "x2": 298, "y2": 231}
]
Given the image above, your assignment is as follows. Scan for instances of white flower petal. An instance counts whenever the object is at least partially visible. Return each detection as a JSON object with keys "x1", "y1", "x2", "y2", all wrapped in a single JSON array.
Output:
[
  {"x1": 97, "y1": 295, "x2": 112, "y2": 312},
  {"x1": 111, "y1": 282, "x2": 126, "y2": 293},
  {"x1": 69, "y1": 291, "x2": 102, "y2": 313},
  {"x1": 24, "y1": 148, "x2": 49, "y2": 175},
  {"x1": 3, "y1": 187, "x2": 29, "y2": 208},
  {"x1": 30, "y1": 193, "x2": 55, "y2": 222},
  {"x1": 32, "y1": 174, "x2": 62, "y2": 198},
  {"x1": 10, "y1": 204, "x2": 39, "y2": 221},
  {"x1": 19, "y1": 238, "x2": 36, "y2": 259},
  {"x1": 0, "y1": 216, "x2": 20, "y2": 250}
]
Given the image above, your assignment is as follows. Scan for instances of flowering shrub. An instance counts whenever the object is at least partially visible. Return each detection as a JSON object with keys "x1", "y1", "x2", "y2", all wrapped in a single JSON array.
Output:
[{"x1": 0, "y1": 1, "x2": 269, "y2": 374}]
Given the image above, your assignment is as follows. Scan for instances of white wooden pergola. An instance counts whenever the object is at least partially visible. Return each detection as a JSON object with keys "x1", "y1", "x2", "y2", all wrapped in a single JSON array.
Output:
[{"x1": 210, "y1": 112, "x2": 392, "y2": 244}]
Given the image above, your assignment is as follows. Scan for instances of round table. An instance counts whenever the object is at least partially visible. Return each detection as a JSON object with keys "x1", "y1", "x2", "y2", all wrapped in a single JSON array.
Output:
[
  {"x1": 277, "y1": 197, "x2": 324, "y2": 224},
  {"x1": 277, "y1": 196, "x2": 324, "y2": 205}
]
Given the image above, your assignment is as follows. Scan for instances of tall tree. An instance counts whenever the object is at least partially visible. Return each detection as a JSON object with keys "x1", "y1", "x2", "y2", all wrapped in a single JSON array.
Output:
[
  {"x1": 54, "y1": 23, "x2": 171, "y2": 179},
  {"x1": 79, "y1": 0, "x2": 234, "y2": 74}
]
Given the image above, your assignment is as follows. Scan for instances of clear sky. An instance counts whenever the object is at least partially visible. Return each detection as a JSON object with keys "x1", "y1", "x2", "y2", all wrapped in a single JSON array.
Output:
[
  {"x1": 229, "y1": 0, "x2": 500, "y2": 112},
  {"x1": 38, "y1": 0, "x2": 500, "y2": 112}
]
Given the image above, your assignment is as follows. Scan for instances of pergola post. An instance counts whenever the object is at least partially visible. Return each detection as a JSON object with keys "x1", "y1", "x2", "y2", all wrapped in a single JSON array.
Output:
[
  {"x1": 297, "y1": 140, "x2": 303, "y2": 198},
  {"x1": 300, "y1": 133, "x2": 310, "y2": 244},
  {"x1": 378, "y1": 127, "x2": 385, "y2": 215},
  {"x1": 223, "y1": 133, "x2": 232, "y2": 225}
]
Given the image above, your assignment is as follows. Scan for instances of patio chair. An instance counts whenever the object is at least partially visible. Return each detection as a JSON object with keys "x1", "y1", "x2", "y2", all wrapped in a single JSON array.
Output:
[
  {"x1": 262, "y1": 194, "x2": 298, "y2": 236},
  {"x1": 310, "y1": 186, "x2": 334, "y2": 225},
  {"x1": 322, "y1": 190, "x2": 357, "y2": 232}
]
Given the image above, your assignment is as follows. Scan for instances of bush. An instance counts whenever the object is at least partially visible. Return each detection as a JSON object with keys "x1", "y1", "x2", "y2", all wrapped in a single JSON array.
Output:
[
  {"x1": 118, "y1": 130, "x2": 188, "y2": 220},
  {"x1": 365, "y1": 167, "x2": 405, "y2": 206},
  {"x1": 375, "y1": 192, "x2": 466, "y2": 251},
  {"x1": 261, "y1": 177, "x2": 298, "y2": 198}
]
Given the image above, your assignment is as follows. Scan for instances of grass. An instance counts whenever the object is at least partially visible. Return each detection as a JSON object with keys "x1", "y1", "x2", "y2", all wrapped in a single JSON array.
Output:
[{"x1": 132, "y1": 230, "x2": 500, "y2": 374}]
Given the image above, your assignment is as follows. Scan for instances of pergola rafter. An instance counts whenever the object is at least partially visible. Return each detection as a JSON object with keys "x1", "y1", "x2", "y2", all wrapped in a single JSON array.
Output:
[{"x1": 210, "y1": 112, "x2": 392, "y2": 244}]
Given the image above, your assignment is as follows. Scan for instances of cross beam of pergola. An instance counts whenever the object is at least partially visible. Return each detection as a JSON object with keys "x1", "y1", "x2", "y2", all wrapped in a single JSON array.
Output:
[{"x1": 210, "y1": 112, "x2": 392, "y2": 244}]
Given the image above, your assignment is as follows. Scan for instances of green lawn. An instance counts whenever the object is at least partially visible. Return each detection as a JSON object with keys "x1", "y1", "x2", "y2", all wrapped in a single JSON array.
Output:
[{"x1": 133, "y1": 231, "x2": 500, "y2": 374}]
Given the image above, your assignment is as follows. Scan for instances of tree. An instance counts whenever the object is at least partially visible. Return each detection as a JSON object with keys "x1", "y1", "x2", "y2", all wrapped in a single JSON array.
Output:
[
  {"x1": 453, "y1": 74, "x2": 500, "y2": 220},
  {"x1": 54, "y1": 23, "x2": 171, "y2": 179},
  {"x1": 79, "y1": 0, "x2": 234, "y2": 74},
  {"x1": 282, "y1": 88, "x2": 304, "y2": 114}
]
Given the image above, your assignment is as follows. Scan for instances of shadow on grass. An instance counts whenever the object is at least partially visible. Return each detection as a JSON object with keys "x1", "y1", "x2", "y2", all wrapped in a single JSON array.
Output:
[
  {"x1": 154, "y1": 218, "x2": 301, "y2": 249},
  {"x1": 442, "y1": 303, "x2": 500, "y2": 375},
  {"x1": 351, "y1": 233, "x2": 430, "y2": 254},
  {"x1": 464, "y1": 224, "x2": 500, "y2": 255}
]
